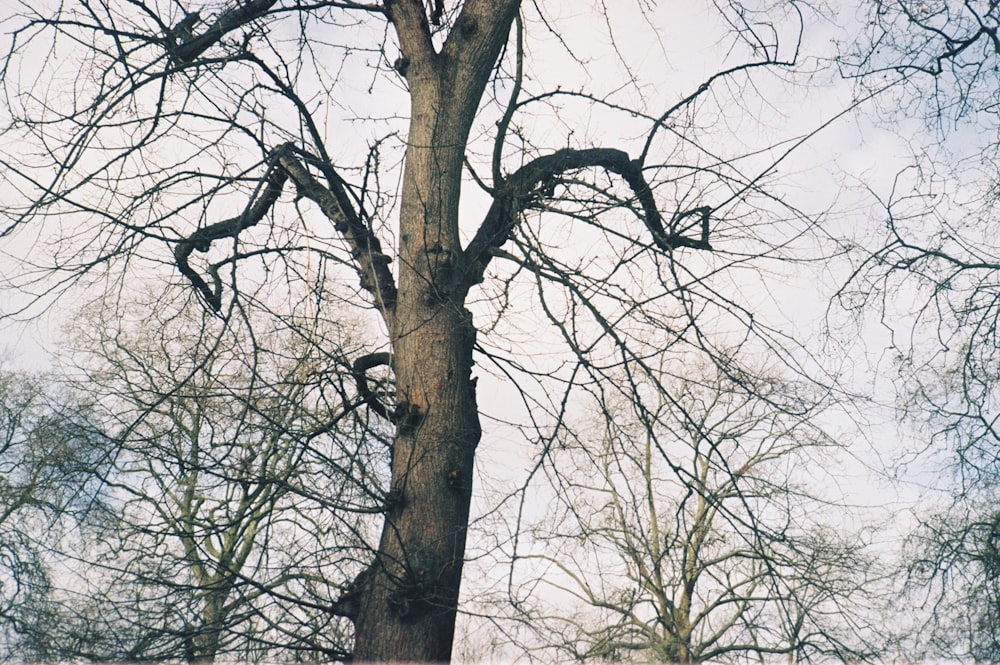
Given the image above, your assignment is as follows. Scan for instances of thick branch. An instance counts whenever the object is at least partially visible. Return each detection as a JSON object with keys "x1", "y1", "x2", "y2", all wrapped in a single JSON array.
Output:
[
  {"x1": 174, "y1": 145, "x2": 290, "y2": 311},
  {"x1": 462, "y1": 147, "x2": 712, "y2": 287},
  {"x1": 441, "y1": 0, "x2": 521, "y2": 58},
  {"x1": 174, "y1": 144, "x2": 397, "y2": 316},
  {"x1": 383, "y1": 0, "x2": 436, "y2": 66},
  {"x1": 351, "y1": 352, "x2": 395, "y2": 421},
  {"x1": 441, "y1": 0, "x2": 521, "y2": 112},
  {"x1": 170, "y1": 0, "x2": 279, "y2": 63},
  {"x1": 277, "y1": 149, "x2": 398, "y2": 317}
]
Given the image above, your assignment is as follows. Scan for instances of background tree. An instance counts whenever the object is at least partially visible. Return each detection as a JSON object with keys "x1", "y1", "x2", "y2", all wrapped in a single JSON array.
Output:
[
  {"x1": 0, "y1": 370, "x2": 54, "y2": 632},
  {"x1": 839, "y1": 2, "x2": 1000, "y2": 460},
  {"x1": 899, "y1": 497, "x2": 1000, "y2": 661},
  {"x1": 0, "y1": 367, "x2": 107, "y2": 657},
  {"x1": 1, "y1": 0, "x2": 854, "y2": 659},
  {"x1": 7, "y1": 294, "x2": 388, "y2": 663},
  {"x1": 488, "y1": 361, "x2": 878, "y2": 663},
  {"x1": 837, "y1": 2, "x2": 1000, "y2": 660}
]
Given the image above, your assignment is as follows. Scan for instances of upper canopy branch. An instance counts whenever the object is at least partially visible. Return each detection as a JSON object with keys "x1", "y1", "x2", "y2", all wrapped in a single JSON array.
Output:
[
  {"x1": 168, "y1": 0, "x2": 279, "y2": 63},
  {"x1": 277, "y1": 147, "x2": 398, "y2": 317},
  {"x1": 174, "y1": 144, "x2": 290, "y2": 312},
  {"x1": 461, "y1": 147, "x2": 712, "y2": 288},
  {"x1": 175, "y1": 143, "x2": 397, "y2": 318},
  {"x1": 383, "y1": 0, "x2": 437, "y2": 66},
  {"x1": 386, "y1": 0, "x2": 520, "y2": 112}
]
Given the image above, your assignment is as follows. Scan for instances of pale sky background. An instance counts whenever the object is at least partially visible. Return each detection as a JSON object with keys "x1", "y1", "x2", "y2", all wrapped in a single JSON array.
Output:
[
  {"x1": 0, "y1": 0, "x2": 930, "y2": 519},
  {"x1": 0, "y1": 0, "x2": 988, "y2": 659}
]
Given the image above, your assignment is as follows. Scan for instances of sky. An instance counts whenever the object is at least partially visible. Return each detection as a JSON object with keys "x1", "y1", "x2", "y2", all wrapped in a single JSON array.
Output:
[
  {"x1": 0, "y1": 0, "x2": 994, "y2": 659},
  {"x1": 0, "y1": 0, "x2": 928, "y2": 520}
]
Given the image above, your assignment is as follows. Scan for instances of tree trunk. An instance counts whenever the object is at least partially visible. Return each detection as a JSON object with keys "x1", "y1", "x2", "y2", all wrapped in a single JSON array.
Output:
[
  {"x1": 352, "y1": 302, "x2": 480, "y2": 661},
  {"x1": 351, "y1": 4, "x2": 517, "y2": 657}
]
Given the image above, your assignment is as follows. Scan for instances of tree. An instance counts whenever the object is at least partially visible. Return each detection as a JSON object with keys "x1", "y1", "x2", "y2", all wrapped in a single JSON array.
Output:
[
  {"x1": 899, "y1": 497, "x2": 1000, "y2": 662},
  {"x1": 837, "y1": 2, "x2": 1000, "y2": 461},
  {"x1": 9, "y1": 295, "x2": 386, "y2": 663},
  {"x1": 0, "y1": 370, "x2": 52, "y2": 630},
  {"x1": 842, "y1": 1, "x2": 1000, "y2": 133},
  {"x1": 493, "y1": 362, "x2": 878, "y2": 663},
  {"x1": 1, "y1": 0, "x2": 843, "y2": 659},
  {"x1": 0, "y1": 366, "x2": 107, "y2": 656},
  {"x1": 835, "y1": 3, "x2": 1000, "y2": 660}
]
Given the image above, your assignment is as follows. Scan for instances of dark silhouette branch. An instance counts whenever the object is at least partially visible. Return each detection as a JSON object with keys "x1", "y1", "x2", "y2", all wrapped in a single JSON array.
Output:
[
  {"x1": 352, "y1": 352, "x2": 395, "y2": 421},
  {"x1": 462, "y1": 147, "x2": 712, "y2": 288},
  {"x1": 170, "y1": 0, "x2": 279, "y2": 63},
  {"x1": 174, "y1": 144, "x2": 291, "y2": 311}
]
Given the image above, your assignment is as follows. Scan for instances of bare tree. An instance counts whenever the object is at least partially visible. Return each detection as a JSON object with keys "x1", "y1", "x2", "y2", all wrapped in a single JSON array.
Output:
[
  {"x1": 838, "y1": 2, "x2": 1000, "y2": 458},
  {"x1": 8, "y1": 294, "x2": 388, "y2": 663},
  {"x1": 834, "y1": 3, "x2": 1000, "y2": 661},
  {"x1": 1, "y1": 0, "x2": 846, "y2": 659},
  {"x1": 841, "y1": 0, "x2": 1000, "y2": 132},
  {"x1": 0, "y1": 366, "x2": 107, "y2": 657},
  {"x1": 898, "y1": 496, "x2": 1000, "y2": 662},
  {"x1": 490, "y1": 361, "x2": 879, "y2": 663}
]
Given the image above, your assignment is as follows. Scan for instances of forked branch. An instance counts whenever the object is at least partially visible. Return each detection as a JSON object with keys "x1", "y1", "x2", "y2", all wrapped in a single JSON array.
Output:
[
  {"x1": 174, "y1": 144, "x2": 291, "y2": 311},
  {"x1": 462, "y1": 147, "x2": 712, "y2": 287},
  {"x1": 175, "y1": 143, "x2": 397, "y2": 316},
  {"x1": 169, "y1": 0, "x2": 278, "y2": 63}
]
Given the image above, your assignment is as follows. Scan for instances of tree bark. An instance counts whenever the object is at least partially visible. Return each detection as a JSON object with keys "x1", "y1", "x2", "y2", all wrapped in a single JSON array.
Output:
[{"x1": 351, "y1": 1, "x2": 520, "y2": 660}]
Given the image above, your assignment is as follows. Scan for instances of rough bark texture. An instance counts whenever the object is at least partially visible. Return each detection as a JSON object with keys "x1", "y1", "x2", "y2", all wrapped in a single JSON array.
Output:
[{"x1": 351, "y1": 1, "x2": 521, "y2": 660}]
